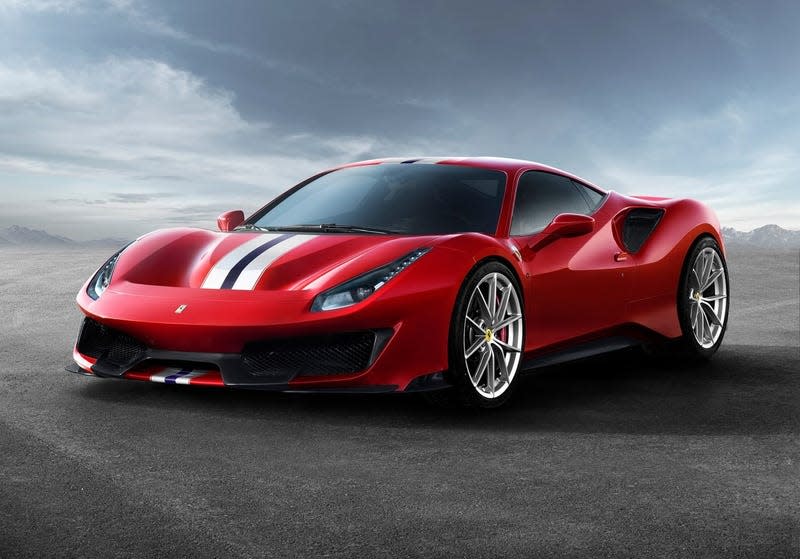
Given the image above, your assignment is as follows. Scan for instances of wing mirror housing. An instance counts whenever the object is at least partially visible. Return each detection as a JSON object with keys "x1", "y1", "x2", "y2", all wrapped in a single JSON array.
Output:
[
  {"x1": 217, "y1": 210, "x2": 245, "y2": 232},
  {"x1": 541, "y1": 213, "x2": 595, "y2": 238}
]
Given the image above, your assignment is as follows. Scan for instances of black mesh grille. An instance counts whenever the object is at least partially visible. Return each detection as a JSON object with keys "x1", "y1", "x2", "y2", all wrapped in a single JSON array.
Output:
[
  {"x1": 77, "y1": 318, "x2": 147, "y2": 368},
  {"x1": 242, "y1": 332, "x2": 376, "y2": 379}
]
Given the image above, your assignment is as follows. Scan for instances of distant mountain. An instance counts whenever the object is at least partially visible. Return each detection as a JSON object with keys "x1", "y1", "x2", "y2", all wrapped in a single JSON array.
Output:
[
  {"x1": 722, "y1": 224, "x2": 800, "y2": 250},
  {"x1": 0, "y1": 225, "x2": 128, "y2": 248},
  {"x1": 0, "y1": 225, "x2": 75, "y2": 245}
]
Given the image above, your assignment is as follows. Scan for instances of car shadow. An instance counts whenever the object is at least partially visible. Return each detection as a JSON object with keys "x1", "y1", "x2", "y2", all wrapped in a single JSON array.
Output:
[{"x1": 76, "y1": 343, "x2": 799, "y2": 437}]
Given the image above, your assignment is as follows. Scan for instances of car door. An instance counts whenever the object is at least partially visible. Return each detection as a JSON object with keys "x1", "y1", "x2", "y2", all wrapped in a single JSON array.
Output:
[{"x1": 509, "y1": 171, "x2": 635, "y2": 351}]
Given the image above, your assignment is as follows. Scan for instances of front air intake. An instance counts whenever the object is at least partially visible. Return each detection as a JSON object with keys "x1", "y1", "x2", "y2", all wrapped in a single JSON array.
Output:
[
  {"x1": 77, "y1": 318, "x2": 147, "y2": 373},
  {"x1": 241, "y1": 332, "x2": 377, "y2": 379}
]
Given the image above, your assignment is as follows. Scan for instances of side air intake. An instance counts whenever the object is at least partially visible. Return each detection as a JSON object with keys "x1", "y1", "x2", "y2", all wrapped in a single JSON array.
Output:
[{"x1": 622, "y1": 208, "x2": 664, "y2": 253}]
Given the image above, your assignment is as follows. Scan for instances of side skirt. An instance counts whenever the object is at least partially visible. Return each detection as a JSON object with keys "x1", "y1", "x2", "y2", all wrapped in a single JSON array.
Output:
[{"x1": 521, "y1": 336, "x2": 641, "y2": 371}]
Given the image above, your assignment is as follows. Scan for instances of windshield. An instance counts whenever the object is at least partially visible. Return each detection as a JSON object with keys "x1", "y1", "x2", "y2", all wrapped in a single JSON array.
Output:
[{"x1": 250, "y1": 164, "x2": 507, "y2": 235}]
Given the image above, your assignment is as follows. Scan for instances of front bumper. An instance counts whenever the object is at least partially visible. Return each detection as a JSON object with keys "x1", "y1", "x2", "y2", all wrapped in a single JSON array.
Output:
[
  {"x1": 71, "y1": 241, "x2": 478, "y2": 392},
  {"x1": 72, "y1": 274, "x2": 458, "y2": 391},
  {"x1": 72, "y1": 316, "x2": 401, "y2": 389}
]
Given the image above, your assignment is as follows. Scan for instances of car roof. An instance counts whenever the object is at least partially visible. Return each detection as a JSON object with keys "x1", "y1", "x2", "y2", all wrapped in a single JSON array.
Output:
[{"x1": 337, "y1": 157, "x2": 606, "y2": 192}]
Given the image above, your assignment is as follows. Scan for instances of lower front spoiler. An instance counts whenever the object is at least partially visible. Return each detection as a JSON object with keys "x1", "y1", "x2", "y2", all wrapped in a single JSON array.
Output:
[{"x1": 66, "y1": 359, "x2": 450, "y2": 394}]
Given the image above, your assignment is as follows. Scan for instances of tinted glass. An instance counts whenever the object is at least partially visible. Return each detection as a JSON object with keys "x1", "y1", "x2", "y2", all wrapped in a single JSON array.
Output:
[
  {"x1": 510, "y1": 171, "x2": 591, "y2": 235},
  {"x1": 253, "y1": 164, "x2": 507, "y2": 235},
  {"x1": 572, "y1": 180, "x2": 605, "y2": 211}
]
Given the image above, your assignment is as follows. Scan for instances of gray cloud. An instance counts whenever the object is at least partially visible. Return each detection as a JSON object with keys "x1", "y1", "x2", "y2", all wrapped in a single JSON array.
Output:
[
  {"x1": 0, "y1": 0, "x2": 798, "y2": 239},
  {"x1": 47, "y1": 197, "x2": 107, "y2": 205},
  {"x1": 109, "y1": 192, "x2": 174, "y2": 203}
]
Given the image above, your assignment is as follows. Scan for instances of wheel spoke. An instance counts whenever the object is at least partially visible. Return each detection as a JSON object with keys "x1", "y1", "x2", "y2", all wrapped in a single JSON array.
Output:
[
  {"x1": 464, "y1": 337, "x2": 485, "y2": 359},
  {"x1": 700, "y1": 308, "x2": 711, "y2": 343},
  {"x1": 690, "y1": 302, "x2": 699, "y2": 330},
  {"x1": 696, "y1": 304, "x2": 705, "y2": 343},
  {"x1": 487, "y1": 273, "x2": 497, "y2": 318},
  {"x1": 703, "y1": 294, "x2": 727, "y2": 302},
  {"x1": 691, "y1": 268, "x2": 702, "y2": 289},
  {"x1": 475, "y1": 290, "x2": 492, "y2": 323},
  {"x1": 701, "y1": 268, "x2": 724, "y2": 292},
  {"x1": 471, "y1": 349, "x2": 491, "y2": 384},
  {"x1": 487, "y1": 350, "x2": 495, "y2": 397},
  {"x1": 465, "y1": 315, "x2": 484, "y2": 334},
  {"x1": 494, "y1": 286, "x2": 511, "y2": 325},
  {"x1": 494, "y1": 345, "x2": 509, "y2": 383},
  {"x1": 702, "y1": 252, "x2": 713, "y2": 287},
  {"x1": 700, "y1": 300, "x2": 722, "y2": 326},
  {"x1": 494, "y1": 313, "x2": 522, "y2": 332},
  {"x1": 696, "y1": 252, "x2": 707, "y2": 289},
  {"x1": 493, "y1": 338, "x2": 521, "y2": 353},
  {"x1": 693, "y1": 258, "x2": 704, "y2": 290}
]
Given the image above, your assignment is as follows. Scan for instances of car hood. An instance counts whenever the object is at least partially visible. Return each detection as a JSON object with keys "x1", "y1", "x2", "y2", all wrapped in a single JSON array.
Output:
[{"x1": 112, "y1": 227, "x2": 443, "y2": 293}]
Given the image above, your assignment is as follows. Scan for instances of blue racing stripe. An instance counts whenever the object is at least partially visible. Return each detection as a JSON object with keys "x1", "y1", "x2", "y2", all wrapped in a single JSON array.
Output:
[
  {"x1": 164, "y1": 368, "x2": 192, "y2": 385},
  {"x1": 220, "y1": 233, "x2": 294, "y2": 289}
]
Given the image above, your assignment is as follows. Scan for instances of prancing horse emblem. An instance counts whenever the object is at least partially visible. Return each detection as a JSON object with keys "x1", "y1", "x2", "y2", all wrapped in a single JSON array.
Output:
[{"x1": 174, "y1": 304, "x2": 188, "y2": 314}]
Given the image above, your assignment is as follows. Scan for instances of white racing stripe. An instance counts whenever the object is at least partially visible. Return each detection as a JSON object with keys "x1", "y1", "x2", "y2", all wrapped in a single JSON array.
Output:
[
  {"x1": 148, "y1": 368, "x2": 205, "y2": 384},
  {"x1": 149, "y1": 368, "x2": 185, "y2": 383},
  {"x1": 173, "y1": 372, "x2": 207, "y2": 385},
  {"x1": 231, "y1": 234, "x2": 318, "y2": 290},
  {"x1": 201, "y1": 234, "x2": 281, "y2": 289}
]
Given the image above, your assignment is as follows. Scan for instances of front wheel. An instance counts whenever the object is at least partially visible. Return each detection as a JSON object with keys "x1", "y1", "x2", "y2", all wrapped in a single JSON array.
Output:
[
  {"x1": 436, "y1": 261, "x2": 525, "y2": 408},
  {"x1": 676, "y1": 236, "x2": 730, "y2": 359}
]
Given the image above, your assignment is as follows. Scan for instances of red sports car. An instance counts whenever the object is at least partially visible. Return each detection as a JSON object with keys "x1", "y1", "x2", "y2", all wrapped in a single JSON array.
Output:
[{"x1": 67, "y1": 157, "x2": 730, "y2": 407}]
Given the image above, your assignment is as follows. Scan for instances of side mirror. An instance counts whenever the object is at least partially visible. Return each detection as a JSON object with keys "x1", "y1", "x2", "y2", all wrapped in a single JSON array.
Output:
[
  {"x1": 217, "y1": 210, "x2": 245, "y2": 232},
  {"x1": 542, "y1": 213, "x2": 594, "y2": 238}
]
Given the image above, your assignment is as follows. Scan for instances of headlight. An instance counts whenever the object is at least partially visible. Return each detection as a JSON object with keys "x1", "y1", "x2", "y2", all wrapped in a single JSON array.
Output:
[
  {"x1": 87, "y1": 245, "x2": 130, "y2": 300},
  {"x1": 311, "y1": 247, "x2": 430, "y2": 312}
]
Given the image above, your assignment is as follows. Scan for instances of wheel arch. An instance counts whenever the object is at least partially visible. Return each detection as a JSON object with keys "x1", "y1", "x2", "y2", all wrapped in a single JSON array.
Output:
[{"x1": 470, "y1": 255, "x2": 525, "y2": 300}]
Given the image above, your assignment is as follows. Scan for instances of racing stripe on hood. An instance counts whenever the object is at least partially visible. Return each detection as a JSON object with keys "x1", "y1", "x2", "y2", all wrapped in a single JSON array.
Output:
[
  {"x1": 201, "y1": 233, "x2": 318, "y2": 290},
  {"x1": 229, "y1": 234, "x2": 318, "y2": 290},
  {"x1": 201, "y1": 233, "x2": 282, "y2": 289},
  {"x1": 220, "y1": 233, "x2": 294, "y2": 289}
]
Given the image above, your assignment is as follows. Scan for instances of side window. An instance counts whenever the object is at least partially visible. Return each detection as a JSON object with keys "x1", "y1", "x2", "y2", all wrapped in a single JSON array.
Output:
[
  {"x1": 571, "y1": 180, "x2": 605, "y2": 211},
  {"x1": 510, "y1": 171, "x2": 591, "y2": 235}
]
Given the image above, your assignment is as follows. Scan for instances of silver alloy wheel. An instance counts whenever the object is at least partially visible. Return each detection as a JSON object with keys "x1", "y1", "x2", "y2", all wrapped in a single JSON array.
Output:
[
  {"x1": 688, "y1": 247, "x2": 728, "y2": 349},
  {"x1": 463, "y1": 272, "x2": 523, "y2": 398}
]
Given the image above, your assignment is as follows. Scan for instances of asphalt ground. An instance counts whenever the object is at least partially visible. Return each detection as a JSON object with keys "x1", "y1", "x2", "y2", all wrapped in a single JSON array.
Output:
[{"x1": 0, "y1": 245, "x2": 798, "y2": 558}]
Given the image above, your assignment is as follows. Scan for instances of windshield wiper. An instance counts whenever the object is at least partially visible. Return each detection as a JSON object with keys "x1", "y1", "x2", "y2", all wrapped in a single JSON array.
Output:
[
  {"x1": 256, "y1": 224, "x2": 400, "y2": 235},
  {"x1": 237, "y1": 223, "x2": 270, "y2": 231}
]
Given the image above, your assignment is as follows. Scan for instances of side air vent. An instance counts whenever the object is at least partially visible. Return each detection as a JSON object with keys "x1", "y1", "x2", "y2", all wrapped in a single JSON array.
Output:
[{"x1": 622, "y1": 208, "x2": 664, "y2": 253}]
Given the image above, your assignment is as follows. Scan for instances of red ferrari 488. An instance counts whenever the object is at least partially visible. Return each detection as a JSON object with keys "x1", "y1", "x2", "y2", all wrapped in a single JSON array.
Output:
[{"x1": 68, "y1": 157, "x2": 729, "y2": 407}]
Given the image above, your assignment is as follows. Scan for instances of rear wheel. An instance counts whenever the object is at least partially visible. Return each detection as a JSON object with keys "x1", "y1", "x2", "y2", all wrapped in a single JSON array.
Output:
[
  {"x1": 676, "y1": 237, "x2": 729, "y2": 359},
  {"x1": 428, "y1": 262, "x2": 525, "y2": 408}
]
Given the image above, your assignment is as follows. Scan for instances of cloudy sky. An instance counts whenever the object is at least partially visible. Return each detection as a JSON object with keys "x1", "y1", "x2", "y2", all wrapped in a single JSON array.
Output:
[{"x1": 0, "y1": 0, "x2": 798, "y2": 240}]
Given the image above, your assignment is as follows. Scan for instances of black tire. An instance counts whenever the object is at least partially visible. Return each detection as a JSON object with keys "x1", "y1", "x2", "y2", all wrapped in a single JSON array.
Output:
[
  {"x1": 674, "y1": 236, "x2": 730, "y2": 360},
  {"x1": 424, "y1": 261, "x2": 525, "y2": 409}
]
